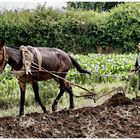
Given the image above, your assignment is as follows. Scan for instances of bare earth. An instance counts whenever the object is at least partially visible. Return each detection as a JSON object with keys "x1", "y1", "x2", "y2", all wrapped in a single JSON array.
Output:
[{"x1": 0, "y1": 93, "x2": 140, "y2": 138}]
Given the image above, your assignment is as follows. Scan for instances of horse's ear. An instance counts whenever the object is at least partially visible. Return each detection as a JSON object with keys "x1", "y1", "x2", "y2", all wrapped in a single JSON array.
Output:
[{"x1": 0, "y1": 37, "x2": 5, "y2": 48}]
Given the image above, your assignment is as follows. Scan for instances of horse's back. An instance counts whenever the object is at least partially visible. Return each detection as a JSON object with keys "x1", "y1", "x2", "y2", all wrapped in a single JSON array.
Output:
[
  {"x1": 28, "y1": 47, "x2": 72, "y2": 76},
  {"x1": 29, "y1": 47, "x2": 69, "y2": 60}
]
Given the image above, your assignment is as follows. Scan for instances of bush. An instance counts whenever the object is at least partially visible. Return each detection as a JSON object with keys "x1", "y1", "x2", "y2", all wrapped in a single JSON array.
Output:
[
  {"x1": 102, "y1": 3, "x2": 140, "y2": 52},
  {"x1": 0, "y1": 3, "x2": 140, "y2": 52}
]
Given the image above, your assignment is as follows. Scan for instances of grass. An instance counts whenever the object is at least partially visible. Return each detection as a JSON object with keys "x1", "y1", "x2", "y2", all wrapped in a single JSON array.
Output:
[{"x1": 1, "y1": 79, "x2": 138, "y2": 117}]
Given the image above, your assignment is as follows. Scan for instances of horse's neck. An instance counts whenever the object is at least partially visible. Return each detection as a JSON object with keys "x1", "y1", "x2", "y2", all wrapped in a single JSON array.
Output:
[{"x1": 6, "y1": 47, "x2": 23, "y2": 70}]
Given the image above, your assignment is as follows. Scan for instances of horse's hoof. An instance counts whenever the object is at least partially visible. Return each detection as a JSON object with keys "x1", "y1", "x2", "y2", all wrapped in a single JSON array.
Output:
[
  {"x1": 52, "y1": 104, "x2": 57, "y2": 111},
  {"x1": 18, "y1": 114, "x2": 25, "y2": 117},
  {"x1": 69, "y1": 106, "x2": 74, "y2": 110},
  {"x1": 43, "y1": 110, "x2": 48, "y2": 113}
]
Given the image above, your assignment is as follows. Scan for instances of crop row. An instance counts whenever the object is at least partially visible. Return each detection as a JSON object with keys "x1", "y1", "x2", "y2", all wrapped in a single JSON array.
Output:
[
  {"x1": 0, "y1": 53, "x2": 137, "y2": 110},
  {"x1": 67, "y1": 53, "x2": 136, "y2": 83}
]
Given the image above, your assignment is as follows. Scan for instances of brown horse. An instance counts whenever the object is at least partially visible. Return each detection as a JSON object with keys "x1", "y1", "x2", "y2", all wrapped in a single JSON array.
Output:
[{"x1": 0, "y1": 38, "x2": 91, "y2": 116}]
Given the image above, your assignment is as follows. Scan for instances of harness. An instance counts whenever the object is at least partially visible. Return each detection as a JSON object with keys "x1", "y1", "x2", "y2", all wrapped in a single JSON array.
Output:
[
  {"x1": 32, "y1": 47, "x2": 42, "y2": 71},
  {"x1": 20, "y1": 45, "x2": 33, "y2": 75},
  {"x1": 14, "y1": 46, "x2": 42, "y2": 77}
]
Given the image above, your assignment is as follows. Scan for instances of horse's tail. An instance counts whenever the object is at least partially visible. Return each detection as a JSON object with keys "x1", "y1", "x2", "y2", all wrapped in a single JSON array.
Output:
[{"x1": 69, "y1": 55, "x2": 91, "y2": 74}]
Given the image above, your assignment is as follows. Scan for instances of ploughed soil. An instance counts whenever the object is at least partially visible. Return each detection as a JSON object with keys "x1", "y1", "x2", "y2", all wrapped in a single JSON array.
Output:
[{"x1": 0, "y1": 93, "x2": 140, "y2": 138}]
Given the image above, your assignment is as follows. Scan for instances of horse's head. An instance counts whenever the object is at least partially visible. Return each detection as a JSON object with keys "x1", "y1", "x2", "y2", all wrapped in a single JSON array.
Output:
[{"x1": 0, "y1": 38, "x2": 8, "y2": 74}]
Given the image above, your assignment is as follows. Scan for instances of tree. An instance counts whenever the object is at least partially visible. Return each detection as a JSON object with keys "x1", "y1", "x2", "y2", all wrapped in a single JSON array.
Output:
[{"x1": 66, "y1": 2, "x2": 124, "y2": 12}]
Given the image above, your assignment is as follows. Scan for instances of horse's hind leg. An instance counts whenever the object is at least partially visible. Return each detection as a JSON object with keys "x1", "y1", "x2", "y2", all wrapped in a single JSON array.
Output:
[
  {"x1": 52, "y1": 78, "x2": 74, "y2": 111},
  {"x1": 65, "y1": 83, "x2": 74, "y2": 109},
  {"x1": 32, "y1": 80, "x2": 47, "y2": 113},
  {"x1": 52, "y1": 82, "x2": 65, "y2": 111}
]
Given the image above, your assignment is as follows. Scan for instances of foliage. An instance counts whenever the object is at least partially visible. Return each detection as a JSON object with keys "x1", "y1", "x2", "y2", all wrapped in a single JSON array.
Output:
[
  {"x1": 67, "y1": 53, "x2": 136, "y2": 83},
  {"x1": 66, "y1": 2, "x2": 123, "y2": 11},
  {"x1": 0, "y1": 3, "x2": 140, "y2": 53},
  {"x1": 0, "y1": 3, "x2": 140, "y2": 113},
  {"x1": 0, "y1": 53, "x2": 137, "y2": 110},
  {"x1": 101, "y1": 3, "x2": 140, "y2": 52}
]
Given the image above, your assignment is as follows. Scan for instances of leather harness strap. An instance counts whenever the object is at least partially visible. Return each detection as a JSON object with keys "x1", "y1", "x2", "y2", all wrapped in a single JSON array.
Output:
[{"x1": 33, "y1": 47, "x2": 42, "y2": 71}]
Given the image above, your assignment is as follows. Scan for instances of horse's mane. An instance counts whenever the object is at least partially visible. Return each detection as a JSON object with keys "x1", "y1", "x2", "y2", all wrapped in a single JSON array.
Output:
[
  {"x1": 7, "y1": 46, "x2": 20, "y2": 52},
  {"x1": 5, "y1": 46, "x2": 22, "y2": 61}
]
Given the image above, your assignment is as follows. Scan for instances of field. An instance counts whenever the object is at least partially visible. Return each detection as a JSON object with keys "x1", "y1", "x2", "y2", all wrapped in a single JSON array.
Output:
[
  {"x1": 0, "y1": 53, "x2": 140, "y2": 138},
  {"x1": 0, "y1": 93, "x2": 140, "y2": 138},
  {"x1": 0, "y1": 53, "x2": 137, "y2": 111},
  {"x1": 0, "y1": 3, "x2": 140, "y2": 138}
]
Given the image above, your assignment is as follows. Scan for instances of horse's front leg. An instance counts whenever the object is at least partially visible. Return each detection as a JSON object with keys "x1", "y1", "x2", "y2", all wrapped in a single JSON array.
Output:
[
  {"x1": 32, "y1": 80, "x2": 47, "y2": 113},
  {"x1": 18, "y1": 81, "x2": 26, "y2": 116}
]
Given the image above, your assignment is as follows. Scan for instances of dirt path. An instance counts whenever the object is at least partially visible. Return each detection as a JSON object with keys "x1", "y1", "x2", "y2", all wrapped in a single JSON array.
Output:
[{"x1": 0, "y1": 93, "x2": 140, "y2": 138}]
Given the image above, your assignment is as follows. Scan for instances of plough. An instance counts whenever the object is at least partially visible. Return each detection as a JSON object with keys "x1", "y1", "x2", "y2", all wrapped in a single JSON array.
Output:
[
  {"x1": 28, "y1": 62, "x2": 133, "y2": 103},
  {"x1": 11, "y1": 59, "x2": 136, "y2": 103}
]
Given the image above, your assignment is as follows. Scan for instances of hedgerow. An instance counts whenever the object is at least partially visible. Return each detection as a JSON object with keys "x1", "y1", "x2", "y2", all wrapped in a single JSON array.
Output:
[{"x1": 0, "y1": 3, "x2": 140, "y2": 52}]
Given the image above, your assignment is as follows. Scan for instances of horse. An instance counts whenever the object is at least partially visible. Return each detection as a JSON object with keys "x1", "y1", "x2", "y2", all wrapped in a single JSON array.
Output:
[{"x1": 0, "y1": 38, "x2": 91, "y2": 116}]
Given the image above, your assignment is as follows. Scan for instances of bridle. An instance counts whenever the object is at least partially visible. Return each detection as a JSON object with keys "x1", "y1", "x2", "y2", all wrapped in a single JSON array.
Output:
[{"x1": 0, "y1": 46, "x2": 8, "y2": 73}]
